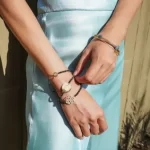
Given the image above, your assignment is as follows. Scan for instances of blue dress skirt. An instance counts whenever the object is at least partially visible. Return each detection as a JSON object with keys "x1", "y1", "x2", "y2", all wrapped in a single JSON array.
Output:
[{"x1": 26, "y1": 0, "x2": 124, "y2": 149}]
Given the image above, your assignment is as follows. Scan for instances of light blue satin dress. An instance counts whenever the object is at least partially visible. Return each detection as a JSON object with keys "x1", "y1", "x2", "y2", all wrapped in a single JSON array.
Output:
[{"x1": 26, "y1": 0, "x2": 124, "y2": 150}]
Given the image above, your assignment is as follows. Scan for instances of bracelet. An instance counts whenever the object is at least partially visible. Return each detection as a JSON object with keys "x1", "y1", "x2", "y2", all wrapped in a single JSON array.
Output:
[
  {"x1": 49, "y1": 69, "x2": 71, "y2": 80},
  {"x1": 93, "y1": 34, "x2": 120, "y2": 56},
  {"x1": 60, "y1": 84, "x2": 82, "y2": 105},
  {"x1": 61, "y1": 76, "x2": 74, "y2": 95},
  {"x1": 60, "y1": 75, "x2": 80, "y2": 95}
]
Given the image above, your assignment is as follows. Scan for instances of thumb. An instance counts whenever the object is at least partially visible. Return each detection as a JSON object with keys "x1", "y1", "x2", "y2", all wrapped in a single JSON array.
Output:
[{"x1": 73, "y1": 51, "x2": 90, "y2": 76}]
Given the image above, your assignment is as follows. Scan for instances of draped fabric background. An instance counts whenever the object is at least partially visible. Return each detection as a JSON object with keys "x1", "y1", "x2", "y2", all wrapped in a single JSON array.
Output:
[
  {"x1": 0, "y1": 0, "x2": 150, "y2": 150},
  {"x1": 119, "y1": 0, "x2": 150, "y2": 149}
]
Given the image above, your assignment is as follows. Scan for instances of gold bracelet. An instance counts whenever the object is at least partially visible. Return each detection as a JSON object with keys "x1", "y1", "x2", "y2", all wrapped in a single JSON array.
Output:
[
  {"x1": 60, "y1": 85, "x2": 82, "y2": 105},
  {"x1": 93, "y1": 34, "x2": 120, "y2": 56}
]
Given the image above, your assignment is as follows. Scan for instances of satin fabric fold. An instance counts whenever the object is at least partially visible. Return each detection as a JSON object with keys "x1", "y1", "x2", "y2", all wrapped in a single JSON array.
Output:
[{"x1": 38, "y1": 0, "x2": 118, "y2": 14}]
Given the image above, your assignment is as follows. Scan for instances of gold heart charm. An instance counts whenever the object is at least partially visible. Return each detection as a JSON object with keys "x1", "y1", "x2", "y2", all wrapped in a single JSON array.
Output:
[{"x1": 61, "y1": 82, "x2": 71, "y2": 93}]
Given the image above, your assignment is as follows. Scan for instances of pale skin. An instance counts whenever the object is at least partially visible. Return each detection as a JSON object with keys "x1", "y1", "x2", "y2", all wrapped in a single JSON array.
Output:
[
  {"x1": 74, "y1": 0, "x2": 143, "y2": 84},
  {"x1": 0, "y1": 0, "x2": 143, "y2": 139}
]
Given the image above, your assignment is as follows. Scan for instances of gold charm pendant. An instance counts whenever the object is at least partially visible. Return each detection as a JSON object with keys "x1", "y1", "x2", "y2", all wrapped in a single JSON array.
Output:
[
  {"x1": 60, "y1": 96, "x2": 75, "y2": 105},
  {"x1": 61, "y1": 82, "x2": 72, "y2": 93},
  {"x1": 114, "y1": 49, "x2": 120, "y2": 56},
  {"x1": 65, "y1": 96, "x2": 75, "y2": 105},
  {"x1": 60, "y1": 84, "x2": 82, "y2": 105}
]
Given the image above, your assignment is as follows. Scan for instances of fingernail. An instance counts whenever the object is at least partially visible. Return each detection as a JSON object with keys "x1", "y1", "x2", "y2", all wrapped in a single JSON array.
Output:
[{"x1": 73, "y1": 70, "x2": 78, "y2": 76}]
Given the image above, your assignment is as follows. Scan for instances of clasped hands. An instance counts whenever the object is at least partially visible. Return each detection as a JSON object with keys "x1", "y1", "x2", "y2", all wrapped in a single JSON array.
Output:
[
  {"x1": 74, "y1": 39, "x2": 118, "y2": 84},
  {"x1": 58, "y1": 39, "x2": 118, "y2": 139}
]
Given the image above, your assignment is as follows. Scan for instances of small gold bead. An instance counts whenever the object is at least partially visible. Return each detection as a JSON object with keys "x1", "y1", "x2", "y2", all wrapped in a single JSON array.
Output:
[
  {"x1": 53, "y1": 72, "x2": 58, "y2": 77},
  {"x1": 114, "y1": 50, "x2": 120, "y2": 56}
]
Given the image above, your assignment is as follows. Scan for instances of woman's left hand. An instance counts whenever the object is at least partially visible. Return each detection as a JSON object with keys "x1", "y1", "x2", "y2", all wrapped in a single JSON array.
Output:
[{"x1": 74, "y1": 40, "x2": 118, "y2": 84}]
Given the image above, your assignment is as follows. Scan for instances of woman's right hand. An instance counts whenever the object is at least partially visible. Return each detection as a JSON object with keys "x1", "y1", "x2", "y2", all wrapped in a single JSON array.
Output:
[{"x1": 60, "y1": 86, "x2": 108, "y2": 139}]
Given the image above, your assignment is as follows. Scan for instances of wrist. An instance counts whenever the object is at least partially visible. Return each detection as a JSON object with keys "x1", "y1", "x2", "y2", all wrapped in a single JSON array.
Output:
[
  {"x1": 49, "y1": 72, "x2": 80, "y2": 97},
  {"x1": 100, "y1": 22, "x2": 127, "y2": 45}
]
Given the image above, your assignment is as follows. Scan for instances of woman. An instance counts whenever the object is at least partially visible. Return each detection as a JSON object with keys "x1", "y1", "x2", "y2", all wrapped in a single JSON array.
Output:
[{"x1": 0, "y1": 0, "x2": 143, "y2": 149}]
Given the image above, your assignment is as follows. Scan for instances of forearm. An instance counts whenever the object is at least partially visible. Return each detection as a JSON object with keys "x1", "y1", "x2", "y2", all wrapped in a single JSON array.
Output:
[
  {"x1": 100, "y1": 0, "x2": 143, "y2": 45},
  {"x1": 0, "y1": 0, "x2": 72, "y2": 90},
  {"x1": 0, "y1": 0, "x2": 67, "y2": 77}
]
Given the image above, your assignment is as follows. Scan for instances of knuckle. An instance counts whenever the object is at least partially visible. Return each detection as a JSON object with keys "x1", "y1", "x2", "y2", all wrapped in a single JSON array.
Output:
[
  {"x1": 89, "y1": 116, "x2": 97, "y2": 122},
  {"x1": 69, "y1": 118, "x2": 77, "y2": 126},
  {"x1": 98, "y1": 110, "x2": 105, "y2": 117},
  {"x1": 80, "y1": 118, "x2": 87, "y2": 125}
]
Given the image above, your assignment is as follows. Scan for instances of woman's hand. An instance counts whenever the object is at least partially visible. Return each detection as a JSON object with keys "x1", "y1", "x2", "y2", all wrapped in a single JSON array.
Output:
[
  {"x1": 60, "y1": 87, "x2": 108, "y2": 139},
  {"x1": 74, "y1": 40, "x2": 118, "y2": 84},
  {"x1": 52, "y1": 72, "x2": 107, "y2": 139}
]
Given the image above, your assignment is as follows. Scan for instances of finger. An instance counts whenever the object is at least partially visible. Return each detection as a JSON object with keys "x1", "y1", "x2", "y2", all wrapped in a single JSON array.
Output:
[
  {"x1": 100, "y1": 62, "x2": 116, "y2": 83},
  {"x1": 74, "y1": 50, "x2": 90, "y2": 76},
  {"x1": 90, "y1": 122, "x2": 100, "y2": 135},
  {"x1": 75, "y1": 59, "x2": 102, "y2": 84},
  {"x1": 80, "y1": 124, "x2": 90, "y2": 137},
  {"x1": 72, "y1": 124, "x2": 83, "y2": 139},
  {"x1": 97, "y1": 117, "x2": 108, "y2": 134}
]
